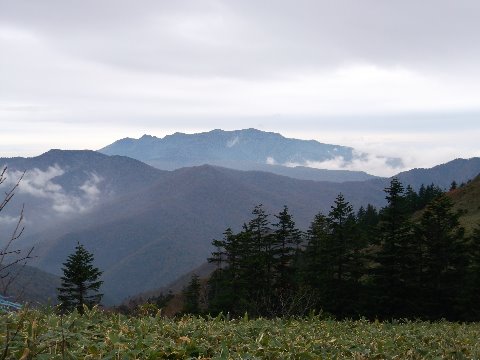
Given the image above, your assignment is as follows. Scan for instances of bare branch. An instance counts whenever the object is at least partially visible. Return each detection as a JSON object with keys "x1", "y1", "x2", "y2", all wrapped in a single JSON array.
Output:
[
  {"x1": 0, "y1": 205, "x2": 25, "y2": 268},
  {"x1": 0, "y1": 168, "x2": 25, "y2": 213},
  {"x1": 0, "y1": 168, "x2": 32, "y2": 299},
  {"x1": 1, "y1": 247, "x2": 35, "y2": 295}
]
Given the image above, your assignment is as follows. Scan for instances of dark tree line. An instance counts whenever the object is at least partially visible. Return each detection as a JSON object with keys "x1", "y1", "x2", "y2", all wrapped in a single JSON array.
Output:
[{"x1": 205, "y1": 179, "x2": 480, "y2": 321}]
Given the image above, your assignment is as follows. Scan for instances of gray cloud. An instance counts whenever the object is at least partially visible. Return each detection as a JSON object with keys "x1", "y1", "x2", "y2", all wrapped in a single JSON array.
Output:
[
  {"x1": 1, "y1": 0, "x2": 480, "y2": 77},
  {"x1": 0, "y1": 0, "x2": 479, "y2": 175},
  {"x1": 0, "y1": 215, "x2": 20, "y2": 226}
]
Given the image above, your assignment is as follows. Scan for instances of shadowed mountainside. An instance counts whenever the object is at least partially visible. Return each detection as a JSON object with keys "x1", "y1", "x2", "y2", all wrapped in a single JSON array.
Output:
[
  {"x1": 27, "y1": 156, "x2": 480, "y2": 303},
  {"x1": 127, "y1": 172, "x2": 480, "y2": 307},
  {"x1": 2, "y1": 147, "x2": 476, "y2": 304},
  {"x1": 1, "y1": 264, "x2": 60, "y2": 306},
  {"x1": 29, "y1": 165, "x2": 386, "y2": 303},
  {"x1": 0, "y1": 150, "x2": 166, "y2": 239}
]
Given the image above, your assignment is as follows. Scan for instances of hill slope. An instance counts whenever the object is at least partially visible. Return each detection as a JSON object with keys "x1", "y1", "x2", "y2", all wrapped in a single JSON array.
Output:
[
  {"x1": 30, "y1": 165, "x2": 386, "y2": 303},
  {"x1": 449, "y1": 175, "x2": 480, "y2": 233},
  {"x1": 395, "y1": 158, "x2": 480, "y2": 190},
  {"x1": 0, "y1": 150, "x2": 166, "y2": 240},
  {"x1": 0, "y1": 146, "x2": 474, "y2": 304},
  {"x1": 1, "y1": 264, "x2": 60, "y2": 305},
  {"x1": 27, "y1": 156, "x2": 480, "y2": 303},
  {"x1": 129, "y1": 162, "x2": 480, "y2": 305}
]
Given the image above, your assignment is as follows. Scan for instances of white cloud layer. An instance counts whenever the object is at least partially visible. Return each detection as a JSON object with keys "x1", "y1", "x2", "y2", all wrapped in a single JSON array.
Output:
[
  {"x1": 0, "y1": 166, "x2": 103, "y2": 214},
  {"x1": 281, "y1": 150, "x2": 403, "y2": 178}
]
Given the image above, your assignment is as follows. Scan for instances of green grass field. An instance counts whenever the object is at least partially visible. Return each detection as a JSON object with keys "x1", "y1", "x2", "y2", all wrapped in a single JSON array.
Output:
[{"x1": 2, "y1": 307, "x2": 480, "y2": 359}]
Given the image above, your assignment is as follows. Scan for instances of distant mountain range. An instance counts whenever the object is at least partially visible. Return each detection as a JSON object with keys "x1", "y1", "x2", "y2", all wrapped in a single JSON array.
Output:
[
  {"x1": 99, "y1": 129, "x2": 392, "y2": 182},
  {"x1": 1, "y1": 130, "x2": 479, "y2": 305},
  {"x1": 8, "y1": 150, "x2": 476, "y2": 303}
]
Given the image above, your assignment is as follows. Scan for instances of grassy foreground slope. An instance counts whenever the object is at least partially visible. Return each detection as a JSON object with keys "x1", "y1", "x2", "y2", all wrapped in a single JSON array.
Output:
[{"x1": 2, "y1": 308, "x2": 480, "y2": 359}]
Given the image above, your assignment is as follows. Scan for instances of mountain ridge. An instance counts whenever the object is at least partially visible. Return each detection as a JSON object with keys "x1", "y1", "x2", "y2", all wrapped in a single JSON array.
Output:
[
  {"x1": 24, "y1": 155, "x2": 480, "y2": 303},
  {"x1": 3, "y1": 146, "x2": 479, "y2": 304},
  {"x1": 99, "y1": 128, "x2": 394, "y2": 181}
]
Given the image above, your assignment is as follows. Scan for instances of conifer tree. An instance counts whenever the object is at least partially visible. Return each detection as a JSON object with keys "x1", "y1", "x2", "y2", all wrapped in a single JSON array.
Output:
[
  {"x1": 301, "y1": 194, "x2": 361, "y2": 317},
  {"x1": 461, "y1": 225, "x2": 480, "y2": 320},
  {"x1": 272, "y1": 206, "x2": 302, "y2": 292},
  {"x1": 415, "y1": 194, "x2": 466, "y2": 319},
  {"x1": 372, "y1": 178, "x2": 417, "y2": 318},
  {"x1": 450, "y1": 181, "x2": 458, "y2": 191},
  {"x1": 243, "y1": 204, "x2": 273, "y2": 314},
  {"x1": 302, "y1": 212, "x2": 330, "y2": 291},
  {"x1": 57, "y1": 243, "x2": 103, "y2": 314},
  {"x1": 405, "y1": 185, "x2": 419, "y2": 212},
  {"x1": 417, "y1": 183, "x2": 444, "y2": 209},
  {"x1": 356, "y1": 204, "x2": 379, "y2": 244},
  {"x1": 327, "y1": 194, "x2": 356, "y2": 283},
  {"x1": 208, "y1": 205, "x2": 276, "y2": 316},
  {"x1": 326, "y1": 194, "x2": 361, "y2": 316},
  {"x1": 182, "y1": 274, "x2": 202, "y2": 315},
  {"x1": 208, "y1": 228, "x2": 243, "y2": 314}
]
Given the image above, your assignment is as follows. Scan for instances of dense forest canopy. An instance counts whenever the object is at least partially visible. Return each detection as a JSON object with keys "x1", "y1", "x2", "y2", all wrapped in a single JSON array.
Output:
[{"x1": 202, "y1": 177, "x2": 480, "y2": 321}]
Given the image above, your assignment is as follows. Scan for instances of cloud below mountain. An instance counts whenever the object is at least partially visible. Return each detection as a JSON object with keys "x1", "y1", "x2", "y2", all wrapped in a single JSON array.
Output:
[
  {"x1": 283, "y1": 152, "x2": 403, "y2": 178},
  {"x1": 1, "y1": 166, "x2": 103, "y2": 214}
]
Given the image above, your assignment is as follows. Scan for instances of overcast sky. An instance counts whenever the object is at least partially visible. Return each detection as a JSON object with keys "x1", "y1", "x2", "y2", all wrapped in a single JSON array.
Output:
[{"x1": 1, "y1": 0, "x2": 479, "y2": 175}]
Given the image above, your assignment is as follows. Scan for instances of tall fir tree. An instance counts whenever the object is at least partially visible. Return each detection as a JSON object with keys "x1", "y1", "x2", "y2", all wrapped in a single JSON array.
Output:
[
  {"x1": 182, "y1": 274, "x2": 202, "y2": 315},
  {"x1": 415, "y1": 194, "x2": 466, "y2": 319},
  {"x1": 208, "y1": 205, "x2": 276, "y2": 316},
  {"x1": 301, "y1": 212, "x2": 330, "y2": 291},
  {"x1": 461, "y1": 225, "x2": 480, "y2": 320},
  {"x1": 272, "y1": 206, "x2": 302, "y2": 292},
  {"x1": 208, "y1": 228, "x2": 244, "y2": 315},
  {"x1": 326, "y1": 194, "x2": 361, "y2": 316},
  {"x1": 372, "y1": 178, "x2": 417, "y2": 318},
  {"x1": 356, "y1": 204, "x2": 379, "y2": 245},
  {"x1": 405, "y1": 185, "x2": 420, "y2": 212},
  {"x1": 243, "y1": 204, "x2": 274, "y2": 315},
  {"x1": 301, "y1": 194, "x2": 361, "y2": 317},
  {"x1": 57, "y1": 243, "x2": 103, "y2": 314}
]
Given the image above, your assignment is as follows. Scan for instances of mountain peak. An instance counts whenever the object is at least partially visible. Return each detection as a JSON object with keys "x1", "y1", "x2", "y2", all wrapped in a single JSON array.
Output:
[
  {"x1": 99, "y1": 128, "x2": 359, "y2": 173},
  {"x1": 38, "y1": 149, "x2": 103, "y2": 160},
  {"x1": 139, "y1": 134, "x2": 158, "y2": 140}
]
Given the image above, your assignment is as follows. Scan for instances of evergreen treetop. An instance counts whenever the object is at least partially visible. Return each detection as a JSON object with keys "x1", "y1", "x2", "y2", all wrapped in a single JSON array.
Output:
[{"x1": 57, "y1": 243, "x2": 103, "y2": 314}]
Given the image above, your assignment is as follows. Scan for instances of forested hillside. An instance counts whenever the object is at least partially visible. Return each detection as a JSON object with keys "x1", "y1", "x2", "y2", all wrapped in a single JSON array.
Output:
[
  {"x1": 9, "y1": 153, "x2": 480, "y2": 305},
  {"x1": 29, "y1": 165, "x2": 386, "y2": 303},
  {"x1": 175, "y1": 176, "x2": 480, "y2": 321}
]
